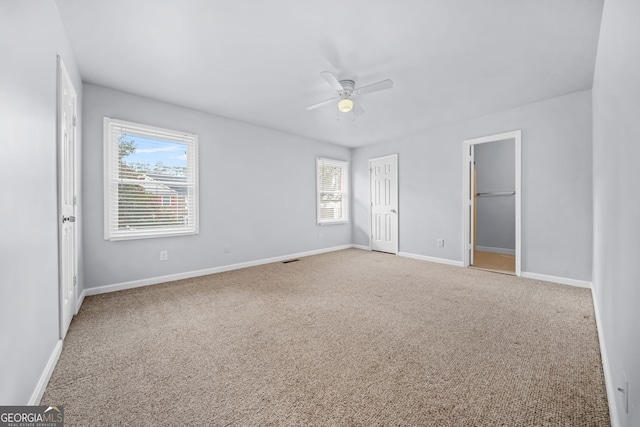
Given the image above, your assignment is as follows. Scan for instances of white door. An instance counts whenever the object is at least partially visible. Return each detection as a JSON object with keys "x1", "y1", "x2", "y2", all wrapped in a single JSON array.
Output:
[
  {"x1": 370, "y1": 154, "x2": 398, "y2": 254},
  {"x1": 468, "y1": 145, "x2": 475, "y2": 266},
  {"x1": 58, "y1": 58, "x2": 77, "y2": 339}
]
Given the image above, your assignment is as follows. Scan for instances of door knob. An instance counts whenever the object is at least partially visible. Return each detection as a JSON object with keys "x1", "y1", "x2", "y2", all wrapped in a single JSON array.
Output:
[
  {"x1": 62, "y1": 215, "x2": 76, "y2": 223},
  {"x1": 390, "y1": 209, "x2": 397, "y2": 213}
]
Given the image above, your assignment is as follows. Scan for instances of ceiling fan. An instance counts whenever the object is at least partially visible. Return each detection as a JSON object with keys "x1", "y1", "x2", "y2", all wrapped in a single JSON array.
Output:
[{"x1": 306, "y1": 71, "x2": 393, "y2": 116}]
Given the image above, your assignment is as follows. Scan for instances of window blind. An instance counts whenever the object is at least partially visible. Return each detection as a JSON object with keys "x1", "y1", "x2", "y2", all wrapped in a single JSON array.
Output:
[
  {"x1": 317, "y1": 157, "x2": 349, "y2": 224},
  {"x1": 104, "y1": 118, "x2": 199, "y2": 240}
]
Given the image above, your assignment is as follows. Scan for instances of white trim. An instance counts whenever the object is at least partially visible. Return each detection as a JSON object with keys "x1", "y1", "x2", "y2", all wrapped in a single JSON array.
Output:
[
  {"x1": 398, "y1": 253, "x2": 589, "y2": 287},
  {"x1": 103, "y1": 117, "x2": 199, "y2": 241},
  {"x1": 368, "y1": 153, "x2": 399, "y2": 163},
  {"x1": 398, "y1": 252, "x2": 464, "y2": 267},
  {"x1": 591, "y1": 287, "x2": 620, "y2": 427},
  {"x1": 84, "y1": 245, "x2": 354, "y2": 296},
  {"x1": 520, "y1": 271, "x2": 592, "y2": 289},
  {"x1": 476, "y1": 246, "x2": 516, "y2": 256},
  {"x1": 75, "y1": 289, "x2": 86, "y2": 314},
  {"x1": 103, "y1": 118, "x2": 109, "y2": 239},
  {"x1": 463, "y1": 130, "x2": 521, "y2": 276},
  {"x1": 316, "y1": 157, "x2": 350, "y2": 225},
  {"x1": 28, "y1": 340, "x2": 63, "y2": 405}
]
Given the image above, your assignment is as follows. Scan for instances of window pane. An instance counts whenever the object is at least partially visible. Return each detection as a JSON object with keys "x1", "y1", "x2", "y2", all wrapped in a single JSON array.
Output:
[
  {"x1": 320, "y1": 165, "x2": 342, "y2": 192},
  {"x1": 117, "y1": 133, "x2": 190, "y2": 230},
  {"x1": 320, "y1": 193, "x2": 344, "y2": 220},
  {"x1": 105, "y1": 118, "x2": 198, "y2": 240},
  {"x1": 317, "y1": 158, "x2": 348, "y2": 224},
  {"x1": 118, "y1": 133, "x2": 188, "y2": 181}
]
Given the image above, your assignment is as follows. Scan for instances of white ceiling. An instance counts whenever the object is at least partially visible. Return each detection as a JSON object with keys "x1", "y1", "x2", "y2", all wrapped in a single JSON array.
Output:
[{"x1": 55, "y1": 0, "x2": 603, "y2": 148}]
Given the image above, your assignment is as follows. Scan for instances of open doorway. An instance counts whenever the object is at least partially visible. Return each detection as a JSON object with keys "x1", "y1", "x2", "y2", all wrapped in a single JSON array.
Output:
[{"x1": 463, "y1": 131, "x2": 521, "y2": 276}]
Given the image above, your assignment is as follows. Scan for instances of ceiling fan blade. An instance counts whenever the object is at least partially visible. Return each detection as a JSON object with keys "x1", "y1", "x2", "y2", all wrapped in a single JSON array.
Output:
[
  {"x1": 306, "y1": 97, "x2": 338, "y2": 110},
  {"x1": 351, "y1": 99, "x2": 364, "y2": 116},
  {"x1": 320, "y1": 71, "x2": 344, "y2": 91},
  {"x1": 356, "y1": 79, "x2": 393, "y2": 95}
]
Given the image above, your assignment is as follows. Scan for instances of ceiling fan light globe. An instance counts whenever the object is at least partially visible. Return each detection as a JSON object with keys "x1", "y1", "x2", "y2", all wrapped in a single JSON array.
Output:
[{"x1": 338, "y1": 98, "x2": 353, "y2": 113}]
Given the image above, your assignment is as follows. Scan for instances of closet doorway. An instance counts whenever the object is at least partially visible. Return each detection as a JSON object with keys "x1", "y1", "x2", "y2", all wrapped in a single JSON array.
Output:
[{"x1": 462, "y1": 130, "x2": 521, "y2": 276}]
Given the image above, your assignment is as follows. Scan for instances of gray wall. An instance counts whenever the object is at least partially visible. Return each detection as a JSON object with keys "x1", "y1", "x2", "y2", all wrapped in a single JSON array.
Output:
[
  {"x1": 592, "y1": 0, "x2": 640, "y2": 424},
  {"x1": 82, "y1": 84, "x2": 351, "y2": 289},
  {"x1": 0, "y1": 1, "x2": 82, "y2": 404},
  {"x1": 352, "y1": 90, "x2": 592, "y2": 281},
  {"x1": 475, "y1": 139, "x2": 515, "y2": 252}
]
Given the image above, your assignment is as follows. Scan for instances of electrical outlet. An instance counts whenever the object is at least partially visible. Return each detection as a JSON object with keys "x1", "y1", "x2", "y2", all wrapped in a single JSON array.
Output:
[
  {"x1": 318, "y1": 232, "x2": 323, "y2": 240},
  {"x1": 437, "y1": 239, "x2": 444, "y2": 247},
  {"x1": 160, "y1": 250, "x2": 168, "y2": 261}
]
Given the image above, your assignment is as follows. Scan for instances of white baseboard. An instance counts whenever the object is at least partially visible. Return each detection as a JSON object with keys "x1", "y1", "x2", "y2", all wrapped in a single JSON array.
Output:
[
  {"x1": 28, "y1": 339, "x2": 62, "y2": 405},
  {"x1": 352, "y1": 244, "x2": 371, "y2": 251},
  {"x1": 75, "y1": 289, "x2": 86, "y2": 314},
  {"x1": 520, "y1": 271, "x2": 592, "y2": 289},
  {"x1": 591, "y1": 286, "x2": 620, "y2": 427},
  {"x1": 84, "y1": 245, "x2": 354, "y2": 297},
  {"x1": 476, "y1": 245, "x2": 516, "y2": 256},
  {"x1": 398, "y1": 252, "x2": 464, "y2": 267}
]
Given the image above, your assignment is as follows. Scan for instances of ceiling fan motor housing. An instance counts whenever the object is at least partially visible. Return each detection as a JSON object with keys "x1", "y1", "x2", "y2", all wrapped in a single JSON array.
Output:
[{"x1": 339, "y1": 80, "x2": 355, "y2": 97}]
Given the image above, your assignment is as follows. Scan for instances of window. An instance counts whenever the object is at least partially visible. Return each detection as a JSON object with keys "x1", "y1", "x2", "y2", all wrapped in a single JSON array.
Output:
[
  {"x1": 104, "y1": 118, "x2": 198, "y2": 240},
  {"x1": 316, "y1": 157, "x2": 349, "y2": 224}
]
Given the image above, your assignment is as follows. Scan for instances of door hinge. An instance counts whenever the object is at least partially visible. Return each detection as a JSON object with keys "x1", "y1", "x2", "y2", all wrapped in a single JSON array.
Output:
[
  {"x1": 73, "y1": 116, "x2": 77, "y2": 127},
  {"x1": 73, "y1": 195, "x2": 77, "y2": 206},
  {"x1": 73, "y1": 275, "x2": 77, "y2": 287}
]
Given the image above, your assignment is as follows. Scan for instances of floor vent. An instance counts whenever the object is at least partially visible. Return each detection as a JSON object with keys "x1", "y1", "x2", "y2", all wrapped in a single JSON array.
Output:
[{"x1": 282, "y1": 259, "x2": 300, "y2": 264}]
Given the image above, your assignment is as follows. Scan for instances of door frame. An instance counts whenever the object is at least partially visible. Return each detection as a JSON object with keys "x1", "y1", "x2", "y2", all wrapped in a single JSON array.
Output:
[
  {"x1": 369, "y1": 153, "x2": 399, "y2": 254},
  {"x1": 462, "y1": 130, "x2": 521, "y2": 276},
  {"x1": 57, "y1": 56, "x2": 79, "y2": 339}
]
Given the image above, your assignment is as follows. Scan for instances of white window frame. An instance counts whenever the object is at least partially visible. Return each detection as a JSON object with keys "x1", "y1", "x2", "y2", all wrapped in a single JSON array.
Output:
[
  {"x1": 103, "y1": 117, "x2": 199, "y2": 241},
  {"x1": 316, "y1": 157, "x2": 350, "y2": 225}
]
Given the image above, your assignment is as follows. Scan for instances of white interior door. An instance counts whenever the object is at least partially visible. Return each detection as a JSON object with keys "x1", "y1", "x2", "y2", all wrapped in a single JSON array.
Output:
[
  {"x1": 370, "y1": 154, "x2": 398, "y2": 254},
  {"x1": 468, "y1": 145, "x2": 475, "y2": 266},
  {"x1": 58, "y1": 58, "x2": 77, "y2": 339}
]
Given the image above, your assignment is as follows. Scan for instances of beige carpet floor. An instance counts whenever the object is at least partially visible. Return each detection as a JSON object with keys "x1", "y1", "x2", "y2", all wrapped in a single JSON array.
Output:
[{"x1": 42, "y1": 249, "x2": 610, "y2": 426}]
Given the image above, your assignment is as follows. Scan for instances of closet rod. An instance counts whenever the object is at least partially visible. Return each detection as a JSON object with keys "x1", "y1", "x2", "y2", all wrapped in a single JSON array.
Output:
[{"x1": 476, "y1": 191, "x2": 516, "y2": 197}]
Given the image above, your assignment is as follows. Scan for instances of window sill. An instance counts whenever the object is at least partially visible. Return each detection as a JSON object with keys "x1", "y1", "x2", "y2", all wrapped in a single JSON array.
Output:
[{"x1": 105, "y1": 229, "x2": 198, "y2": 241}]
